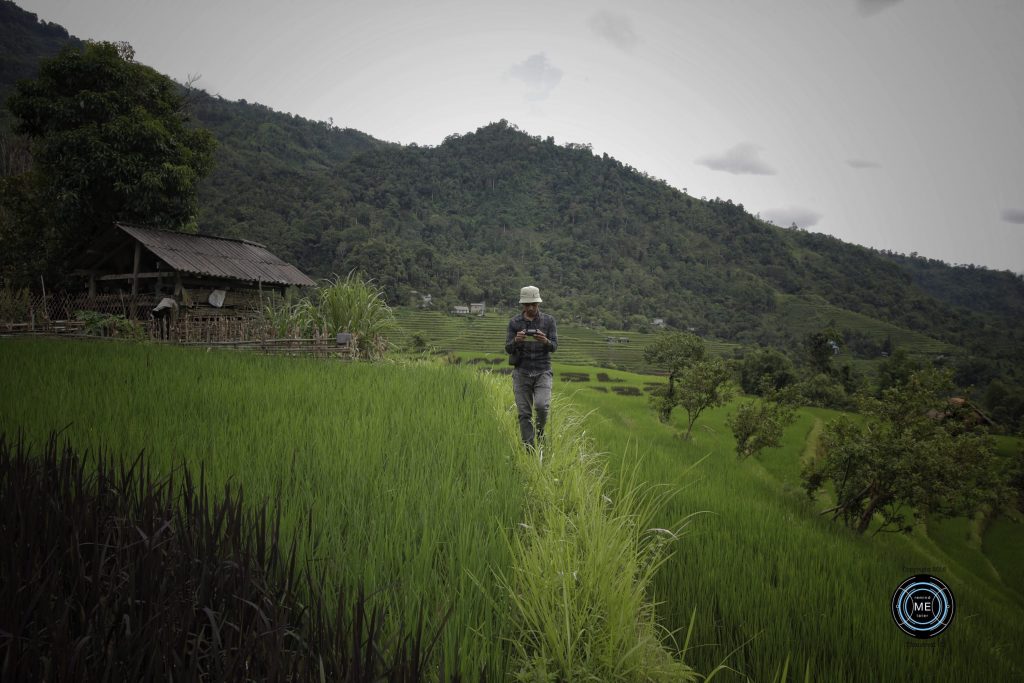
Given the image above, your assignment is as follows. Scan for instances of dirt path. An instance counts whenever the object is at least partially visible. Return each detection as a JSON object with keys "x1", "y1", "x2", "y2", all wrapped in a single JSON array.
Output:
[{"x1": 801, "y1": 417, "x2": 823, "y2": 467}]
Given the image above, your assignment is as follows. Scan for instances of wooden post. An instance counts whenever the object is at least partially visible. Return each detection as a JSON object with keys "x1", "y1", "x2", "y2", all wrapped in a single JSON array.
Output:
[
  {"x1": 131, "y1": 242, "x2": 141, "y2": 296},
  {"x1": 39, "y1": 275, "x2": 47, "y2": 324}
]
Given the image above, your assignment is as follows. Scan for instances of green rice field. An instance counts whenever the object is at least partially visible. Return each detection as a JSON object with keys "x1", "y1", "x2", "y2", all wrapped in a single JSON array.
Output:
[
  {"x1": 391, "y1": 308, "x2": 739, "y2": 372},
  {"x1": 0, "y1": 338, "x2": 693, "y2": 680},
  {"x1": 555, "y1": 363, "x2": 1024, "y2": 681},
  {"x1": 0, "y1": 338, "x2": 526, "y2": 678},
  {"x1": 2, "y1": 336, "x2": 1022, "y2": 681}
]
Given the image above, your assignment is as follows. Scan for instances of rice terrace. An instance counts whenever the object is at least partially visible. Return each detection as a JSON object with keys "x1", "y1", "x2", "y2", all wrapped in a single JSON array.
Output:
[
  {"x1": 1, "y1": 290, "x2": 1023, "y2": 680},
  {"x1": 2, "y1": 2, "x2": 1024, "y2": 679}
]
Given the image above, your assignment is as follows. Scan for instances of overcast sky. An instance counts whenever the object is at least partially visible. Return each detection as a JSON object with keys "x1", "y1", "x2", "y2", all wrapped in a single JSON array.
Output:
[{"x1": 17, "y1": 0, "x2": 1024, "y2": 273}]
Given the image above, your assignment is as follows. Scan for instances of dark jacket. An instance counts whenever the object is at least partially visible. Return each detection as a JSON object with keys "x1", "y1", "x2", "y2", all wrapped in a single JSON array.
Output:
[{"x1": 505, "y1": 312, "x2": 558, "y2": 373}]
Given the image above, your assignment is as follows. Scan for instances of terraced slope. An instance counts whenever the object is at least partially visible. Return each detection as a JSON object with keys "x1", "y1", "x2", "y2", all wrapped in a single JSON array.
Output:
[
  {"x1": 768, "y1": 294, "x2": 958, "y2": 356},
  {"x1": 392, "y1": 309, "x2": 739, "y2": 372}
]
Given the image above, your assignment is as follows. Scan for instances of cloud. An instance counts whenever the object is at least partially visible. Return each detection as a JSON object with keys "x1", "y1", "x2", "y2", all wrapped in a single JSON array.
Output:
[
  {"x1": 696, "y1": 143, "x2": 777, "y2": 175},
  {"x1": 857, "y1": 0, "x2": 904, "y2": 16},
  {"x1": 589, "y1": 11, "x2": 639, "y2": 52},
  {"x1": 761, "y1": 206, "x2": 823, "y2": 229},
  {"x1": 506, "y1": 53, "x2": 563, "y2": 101},
  {"x1": 1001, "y1": 208, "x2": 1024, "y2": 224},
  {"x1": 847, "y1": 158, "x2": 881, "y2": 169}
]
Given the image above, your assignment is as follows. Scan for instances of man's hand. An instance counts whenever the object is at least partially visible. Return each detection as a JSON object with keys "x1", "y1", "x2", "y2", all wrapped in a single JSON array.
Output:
[
  {"x1": 515, "y1": 329, "x2": 527, "y2": 343},
  {"x1": 533, "y1": 330, "x2": 549, "y2": 345}
]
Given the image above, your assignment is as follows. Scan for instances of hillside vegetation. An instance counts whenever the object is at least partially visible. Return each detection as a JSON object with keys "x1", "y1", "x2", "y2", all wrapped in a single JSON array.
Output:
[
  {"x1": 556, "y1": 360, "x2": 1024, "y2": 681},
  {"x1": 2, "y1": 4, "x2": 1024, "y2": 679},
  {"x1": 3, "y1": 337, "x2": 1021, "y2": 680},
  {"x1": 1, "y1": 0, "x2": 1022, "y2": 403},
  {"x1": 0, "y1": 0, "x2": 77, "y2": 131},
  {"x1": 392, "y1": 308, "x2": 739, "y2": 372},
  {"x1": 0, "y1": 338, "x2": 704, "y2": 680}
]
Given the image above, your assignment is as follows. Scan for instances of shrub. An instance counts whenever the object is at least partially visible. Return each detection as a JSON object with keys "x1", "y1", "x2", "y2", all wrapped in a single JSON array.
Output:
[
  {"x1": 315, "y1": 273, "x2": 396, "y2": 359},
  {"x1": 0, "y1": 286, "x2": 30, "y2": 322},
  {"x1": 74, "y1": 309, "x2": 146, "y2": 340}
]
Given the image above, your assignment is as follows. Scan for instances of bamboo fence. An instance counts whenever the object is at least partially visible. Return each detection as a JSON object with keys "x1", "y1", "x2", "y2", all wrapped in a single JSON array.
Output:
[{"x1": 0, "y1": 289, "x2": 355, "y2": 358}]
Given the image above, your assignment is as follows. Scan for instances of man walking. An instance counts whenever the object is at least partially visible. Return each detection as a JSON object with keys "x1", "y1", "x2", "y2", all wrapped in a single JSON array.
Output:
[{"x1": 505, "y1": 285, "x2": 558, "y2": 449}]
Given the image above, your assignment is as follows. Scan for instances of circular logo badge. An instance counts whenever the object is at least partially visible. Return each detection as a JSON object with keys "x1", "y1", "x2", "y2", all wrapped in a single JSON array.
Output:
[{"x1": 891, "y1": 574, "x2": 955, "y2": 638}]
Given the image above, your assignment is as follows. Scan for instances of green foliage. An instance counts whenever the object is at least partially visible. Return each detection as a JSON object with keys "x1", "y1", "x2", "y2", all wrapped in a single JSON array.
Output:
[
  {"x1": 876, "y1": 348, "x2": 923, "y2": 393},
  {"x1": 672, "y1": 359, "x2": 735, "y2": 440},
  {"x1": 643, "y1": 331, "x2": 705, "y2": 368},
  {"x1": 408, "y1": 332, "x2": 429, "y2": 353},
  {"x1": 313, "y1": 273, "x2": 395, "y2": 359},
  {"x1": 0, "y1": 338, "x2": 700, "y2": 679},
  {"x1": 644, "y1": 332, "x2": 706, "y2": 422},
  {"x1": 803, "y1": 368, "x2": 1010, "y2": 534},
  {"x1": 984, "y1": 379, "x2": 1024, "y2": 435},
  {"x1": 0, "y1": 284, "x2": 28, "y2": 321},
  {"x1": 1, "y1": 2, "x2": 1021, "y2": 396},
  {"x1": 738, "y1": 346, "x2": 796, "y2": 395},
  {"x1": 571, "y1": 380, "x2": 1024, "y2": 681},
  {"x1": 258, "y1": 274, "x2": 396, "y2": 359},
  {"x1": 496, "y1": 398, "x2": 696, "y2": 682},
  {"x1": 74, "y1": 309, "x2": 145, "y2": 340},
  {"x1": 392, "y1": 309, "x2": 729, "y2": 373},
  {"x1": 728, "y1": 395, "x2": 797, "y2": 460},
  {"x1": 2, "y1": 40, "x2": 215, "y2": 286},
  {"x1": 182, "y1": 113, "x2": 1021, "y2": 383},
  {"x1": 882, "y1": 250, "x2": 1024, "y2": 320},
  {"x1": 0, "y1": 0, "x2": 78, "y2": 133},
  {"x1": 644, "y1": 333, "x2": 734, "y2": 439},
  {"x1": 259, "y1": 288, "x2": 312, "y2": 338},
  {"x1": 802, "y1": 329, "x2": 842, "y2": 375}
]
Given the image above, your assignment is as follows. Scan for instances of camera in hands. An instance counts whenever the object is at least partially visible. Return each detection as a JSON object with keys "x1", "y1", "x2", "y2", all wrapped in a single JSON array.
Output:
[{"x1": 525, "y1": 328, "x2": 540, "y2": 337}]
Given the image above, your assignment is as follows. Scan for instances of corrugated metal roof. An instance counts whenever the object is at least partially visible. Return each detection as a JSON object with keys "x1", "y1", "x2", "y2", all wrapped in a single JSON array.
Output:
[{"x1": 117, "y1": 223, "x2": 317, "y2": 287}]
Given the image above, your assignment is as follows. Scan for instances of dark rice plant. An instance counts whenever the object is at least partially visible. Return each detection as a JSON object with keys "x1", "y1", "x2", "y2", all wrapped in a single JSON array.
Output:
[{"x1": 0, "y1": 431, "x2": 451, "y2": 682}]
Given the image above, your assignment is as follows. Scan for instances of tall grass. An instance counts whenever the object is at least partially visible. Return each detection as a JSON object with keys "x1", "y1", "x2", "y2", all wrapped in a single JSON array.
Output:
[
  {"x1": 564, "y1": 372, "x2": 1024, "y2": 682},
  {"x1": 0, "y1": 338, "x2": 704, "y2": 680},
  {"x1": 0, "y1": 432, "x2": 440, "y2": 681},
  {"x1": 260, "y1": 274, "x2": 395, "y2": 358},
  {"x1": 0, "y1": 338, "x2": 522, "y2": 678},
  {"x1": 481, "y1": 378, "x2": 696, "y2": 681},
  {"x1": 316, "y1": 273, "x2": 396, "y2": 359}
]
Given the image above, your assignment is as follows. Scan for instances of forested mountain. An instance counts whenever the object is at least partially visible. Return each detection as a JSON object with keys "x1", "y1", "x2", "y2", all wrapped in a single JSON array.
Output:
[
  {"x1": 246, "y1": 120, "x2": 1022, "y2": 368},
  {"x1": 189, "y1": 92, "x2": 392, "y2": 265},
  {"x1": 0, "y1": 0, "x2": 77, "y2": 131},
  {"x1": 2, "y1": 0, "x2": 1022, "y2": 383}
]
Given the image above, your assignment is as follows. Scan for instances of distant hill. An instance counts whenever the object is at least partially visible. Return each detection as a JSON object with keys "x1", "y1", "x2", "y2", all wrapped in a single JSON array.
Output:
[
  {"x1": 188, "y1": 92, "x2": 393, "y2": 264},
  {"x1": 1, "y1": 0, "x2": 1022, "y2": 388},
  {"x1": 0, "y1": 0, "x2": 78, "y2": 130},
  {"x1": 295, "y1": 122, "x2": 1023, "y2": 362}
]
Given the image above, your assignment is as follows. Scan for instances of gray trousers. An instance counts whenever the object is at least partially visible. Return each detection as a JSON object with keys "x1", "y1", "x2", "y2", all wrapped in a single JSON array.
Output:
[{"x1": 512, "y1": 369, "x2": 552, "y2": 447}]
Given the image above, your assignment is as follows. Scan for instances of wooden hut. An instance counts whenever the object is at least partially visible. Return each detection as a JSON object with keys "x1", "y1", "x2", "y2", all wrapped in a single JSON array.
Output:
[
  {"x1": 75, "y1": 222, "x2": 315, "y2": 299},
  {"x1": 70, "y1": 223, "x2": 316, "y2": 340}
]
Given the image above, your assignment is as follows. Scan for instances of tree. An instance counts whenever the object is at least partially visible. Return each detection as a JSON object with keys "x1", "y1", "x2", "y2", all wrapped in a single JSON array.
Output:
[
  {"x1": 672, "y1": 359, "x2": 734, "y2": 440},
  {"x1": 802, "y1": 368, "x2": 1008, "y2": 534},
  {"x1": 803, "y1": 329, "x2": 842, "y2": 375},
  {"x1": 875, "y1": 349, "x2": 922, "y2": 394},
  {"x1": 2, "y1": 41, "x2": 216, "y2": 286},
  {"x1": 728, "y1": 388, "x2": 797, "y2": 459},
  {"x1": 643, "y1": 332, "x2": 705, "y2": 422},
  {"x1": 738, "y1": 347, "x2": 796, "y2": 395}
]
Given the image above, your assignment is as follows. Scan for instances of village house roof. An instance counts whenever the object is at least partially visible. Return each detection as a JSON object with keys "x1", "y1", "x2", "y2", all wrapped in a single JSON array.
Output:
[{"x1": 77, "y1": 223, "x2": 316, "y2": 287}]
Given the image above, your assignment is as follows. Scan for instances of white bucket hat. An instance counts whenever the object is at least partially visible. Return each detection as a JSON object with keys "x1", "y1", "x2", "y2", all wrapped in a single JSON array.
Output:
[{"x1": 519, "y1": 285, "x2": 542, "y2": 304}]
